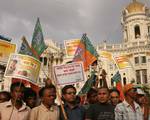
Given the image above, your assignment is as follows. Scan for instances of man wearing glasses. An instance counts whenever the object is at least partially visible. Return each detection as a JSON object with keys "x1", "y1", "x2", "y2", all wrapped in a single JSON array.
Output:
[
  {"x1": 115, "y1": 83, "x2": 143, "y2": 120},
  {"x1": 60, "y1": 85, "x2": 85, "y2": 120}
]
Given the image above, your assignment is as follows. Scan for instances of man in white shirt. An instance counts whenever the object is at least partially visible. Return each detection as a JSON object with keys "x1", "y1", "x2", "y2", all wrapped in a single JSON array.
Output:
[
  {"x1": 0, "y1": 82, "x2": 30, "y2": 120},
  {"x1": 29, "y1": 84, "x2": 59, "y2": 120}
]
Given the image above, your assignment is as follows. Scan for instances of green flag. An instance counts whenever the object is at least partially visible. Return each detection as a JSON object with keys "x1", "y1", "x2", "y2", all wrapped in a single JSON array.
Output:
[
  {"x1": 31, "y1": 18, "x2": 47, "y2": 56},
  {"x1": 19, "y1": 36, "x2": 35, "y2": 57},
  {"x1": 111, "y1": 71, "x2": 124, "y2": 101},
  {"x1": 0, "y1": 34, "x2": 11, "y2": 42},
  {"x1": 78, "y1": 72, "x2": 96, "y2": 95}
]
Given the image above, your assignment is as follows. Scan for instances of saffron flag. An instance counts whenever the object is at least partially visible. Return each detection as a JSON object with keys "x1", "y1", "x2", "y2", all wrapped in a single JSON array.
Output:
[
  {"x1": 111, "y1": 71, "x2": 124, "y2": 101},
  {"x1": 31, "y1": 18, "x2": 47, "y2": 56},
  {"x1": 114, "y1": 55, "x2": 130, "y2": 69},
  {"x1": 19, "y1": 36, "x2": 35, "y2": 57},
  {"x1": 73, "y1": 34, "x2": 98, "y2": 70}
]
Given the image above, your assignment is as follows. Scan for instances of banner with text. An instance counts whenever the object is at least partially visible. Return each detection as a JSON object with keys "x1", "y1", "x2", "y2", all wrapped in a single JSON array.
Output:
[
  {"x1": 114, "y1": 55, "x2": 131, "y2": 69},
  {"x1": 0, "y1": 40, "x2": 16, "y2": 64},
  {"x1": 54, "y1": 62, "x2": 85, "y2": 85},
  {"x1": 64, "y1": 39, "x2": 80, "y2": 57},
  {"x1": 4, "y1": 54, "x2": 41, "y2": 83},
  {"x1": 100, "y1": 51, "x2": 113, "y2": 61}
]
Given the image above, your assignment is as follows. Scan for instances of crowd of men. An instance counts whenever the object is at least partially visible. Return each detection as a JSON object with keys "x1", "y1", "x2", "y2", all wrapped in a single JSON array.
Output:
[{"x1": 0, "y1": 79, "x2": 149, "y2": 120}]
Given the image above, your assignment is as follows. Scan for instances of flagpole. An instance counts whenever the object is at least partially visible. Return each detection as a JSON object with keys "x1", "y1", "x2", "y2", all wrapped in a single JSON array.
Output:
[
  {"x1": 20, "y1": 36, "x2": 49, "y2": 79},
  {"x1": 9, "y1": 79, "x2": 23, "y2": 120},
  {"x1": 46, "y1": 55, "x2": 67, "y2": 120},
  {"x1": 111, "y1": 55, "x2": 125, "y2": 100},
  {"x1": 113, "y1": 54, "x2": 136, "y2": 84},
  {"x1": 126, "y1": 54, "x2": 136, "y2": 83},
  {"x1": 83, "y1": 33, "x2": 87, "y2": 71},
  {"x1": 111, "y1": 55, "x2": 122, "y2": 84},
  {"x1": 53, "y1": 71, "x2": 68, "y2": 120}
]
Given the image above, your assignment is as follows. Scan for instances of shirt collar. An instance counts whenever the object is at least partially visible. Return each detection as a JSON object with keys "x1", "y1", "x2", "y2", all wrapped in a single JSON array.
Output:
[
  {"x1": 123, "y1": 100, "x2": 140, "y2": 109},
  {"x1": 5, "y1": 100, "x2": 29, "y2": 111},
  {"x1": 64, "y1": 102, "x2": 79, "y2": 109},
  {"x1": 5, "y1": 100, "x2": 12, "y2": 107},
  {"x1": 40, "y1": 103, "x2": 56, "y2": 112}
]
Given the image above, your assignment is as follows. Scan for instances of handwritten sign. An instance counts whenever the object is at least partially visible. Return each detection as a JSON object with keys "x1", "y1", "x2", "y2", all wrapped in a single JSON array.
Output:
[{"x1": 54, "y1": 62, "x2": 85, "y2": 85}]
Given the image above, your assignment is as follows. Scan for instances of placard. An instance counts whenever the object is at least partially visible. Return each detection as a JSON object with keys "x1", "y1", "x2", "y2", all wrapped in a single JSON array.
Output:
[
  {"x1": 4, "y1": 54, "x2": 41, "y2": 83},
  {"x1": 54, "y1": 62, "x2": 85, "y2": 85}
]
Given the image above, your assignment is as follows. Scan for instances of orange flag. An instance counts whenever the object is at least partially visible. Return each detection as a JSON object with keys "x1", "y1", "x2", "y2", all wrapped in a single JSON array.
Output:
[{"x1": 73, "y1": 34, "x2": 98, "y2": 71}]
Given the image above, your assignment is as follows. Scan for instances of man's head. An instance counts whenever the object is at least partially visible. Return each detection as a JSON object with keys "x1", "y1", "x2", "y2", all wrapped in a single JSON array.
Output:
[
  {"x1": 123, "y1": 84, "x2": 137, "y2": 100},
  {"x1": 10, "y1": 82, "x2": 25, "y2": 102},
  {"x1": 0, "y1": 91, "x2": 11, "y2": 103},
  {"x1": 39, "y1": 84, "x2": 56, "y2": 108},
  {"x1": 10, "y1": 60, "x2": 17, "y2": 69},
  {"x1": 97, "y1": 87, "x2": 110, "y2": 104},
  {"x1": 110, "y1": 89, "x2": 120, "y2": 106},
  {"x1": 87, "y1": 88, "x2": 98, "y2": 104},
  {"x1": 62, "y1": 85, "x2": 76, "y2": 104},
  {"x1": 24, "y1": 88, "x2": 37, "y2": 108},
  {"x1": 136, "y1": 88, "x2": 145, "y2": 105}
]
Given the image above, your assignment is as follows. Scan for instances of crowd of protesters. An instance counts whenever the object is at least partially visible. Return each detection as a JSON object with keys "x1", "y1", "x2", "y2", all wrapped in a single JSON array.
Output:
[{"x1": 0, "y1": 79, "x2": 149, "y2": 120}]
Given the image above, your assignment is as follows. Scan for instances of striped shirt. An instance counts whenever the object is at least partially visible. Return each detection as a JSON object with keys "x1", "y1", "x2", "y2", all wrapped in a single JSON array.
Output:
[{"x1": 115, "y1": 100, "x2": 143, "y2": 120}]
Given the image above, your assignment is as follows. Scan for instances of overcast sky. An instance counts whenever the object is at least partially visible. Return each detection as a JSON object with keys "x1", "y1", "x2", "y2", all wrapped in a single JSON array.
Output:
[{"x1": 0, "y1": 0, "x2": 150, "y2": 47}]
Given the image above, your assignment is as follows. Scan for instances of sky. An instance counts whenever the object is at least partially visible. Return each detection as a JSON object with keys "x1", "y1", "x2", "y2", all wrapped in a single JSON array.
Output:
[{"x1": 0, "y1": 0, "x2": 150, "y2": 48}]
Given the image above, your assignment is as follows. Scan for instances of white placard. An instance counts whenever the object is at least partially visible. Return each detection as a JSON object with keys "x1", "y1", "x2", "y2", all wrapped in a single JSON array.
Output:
[{"x1": 54, "y1": 62, "x2": 85, "y2": 85}]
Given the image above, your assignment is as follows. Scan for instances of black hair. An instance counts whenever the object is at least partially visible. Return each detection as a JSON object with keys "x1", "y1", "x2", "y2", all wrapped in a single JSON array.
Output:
[
  {"x1": 0, "y1": 91, "x2": 11, "y2": 101},
  {"x1": 10, "y1": 82, "x2": 25, "y2": 92},
  {"x1": 97, "y1": 87, "x2": 110, "y2": 94},
  {"x1": 39, "y1": 84, "x2": 56, "y2": 98},
  {"x1": 61, "y1": 85, "x2": 76, "y2": 95},
  {"x1": 24, "y1": 88, "x2": 37, "y2": 100},
  {"x1": 87, "y1": 88, "x2": 97, "y2": 98},
  {"x1": 110, "y1": 88, "x2": 120, "y2": 96}
]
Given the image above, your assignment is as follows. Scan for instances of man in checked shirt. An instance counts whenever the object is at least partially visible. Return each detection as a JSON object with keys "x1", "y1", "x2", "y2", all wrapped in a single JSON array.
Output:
[{"x1": 115, "y1": 83, "x2": 143, "y2": 120}]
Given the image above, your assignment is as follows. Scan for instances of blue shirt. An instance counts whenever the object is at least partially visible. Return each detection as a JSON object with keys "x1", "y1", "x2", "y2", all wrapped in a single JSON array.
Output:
[{"x1": 60, "y1": 103, "x2": 85, "y2": 120}]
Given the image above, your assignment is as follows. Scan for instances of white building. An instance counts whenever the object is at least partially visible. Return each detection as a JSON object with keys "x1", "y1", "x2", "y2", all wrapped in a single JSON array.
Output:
[
  {"x1": 38, "y1": 39, "x2": 64, "y2": 86},
  {"x1": 97, "y1": 0, "x2": 150, "y2": 87}
]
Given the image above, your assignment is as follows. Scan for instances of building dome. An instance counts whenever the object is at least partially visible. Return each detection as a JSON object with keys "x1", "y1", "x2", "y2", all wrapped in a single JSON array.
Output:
[{"x1": 126, "y1": 0, "x2": 145, "y2": 13}]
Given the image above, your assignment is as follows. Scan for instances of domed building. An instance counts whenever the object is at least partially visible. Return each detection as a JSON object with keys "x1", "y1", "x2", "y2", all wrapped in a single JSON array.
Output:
[
  {"x1": 97, "y1": 0, "x2": 150, "y2": 87},
  {"x1": 126, "y1": 0, "x2": 145, "y2": 14}
]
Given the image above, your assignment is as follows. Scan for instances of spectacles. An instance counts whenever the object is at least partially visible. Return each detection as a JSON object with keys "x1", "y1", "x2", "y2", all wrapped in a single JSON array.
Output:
[{"x1": 65, "y1": 92, "x2": 76, "y2": 95}]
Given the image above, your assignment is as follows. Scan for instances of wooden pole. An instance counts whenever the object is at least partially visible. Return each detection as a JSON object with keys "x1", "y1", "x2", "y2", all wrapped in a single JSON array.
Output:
[
  {"x1": 53, "y1": 74, "x2": 68, "y2": 120},
  {"x1": 48, "y1": 60, "x2": 68, "y2": 120},
  {"x1": 9, "y1": 79, "x2": 23, "y2": 120}
]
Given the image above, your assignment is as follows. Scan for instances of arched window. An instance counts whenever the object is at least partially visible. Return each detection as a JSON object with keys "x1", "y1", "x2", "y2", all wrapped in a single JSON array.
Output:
[
  {"x1": 134, "y1": 25, "x2": 141, "y2": 39},
  {"x1": 111, "y1": 78, "x2": 114, "y2": 87},
  {"x1": 123, "y1": 77, "x2": 126, "y2": 85},
  {"x1": 40, "y1": 57, "x2": 43, "y2": 62},
  {"x1": 44, "y1": 57, "x2": 47, "y2": 66},
  {"x1": 136, "y1": 70, "x2": 141, "y2": 84},
  {"x1": 148, "y1": 26, "x2": 150, "y2": 36}
]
